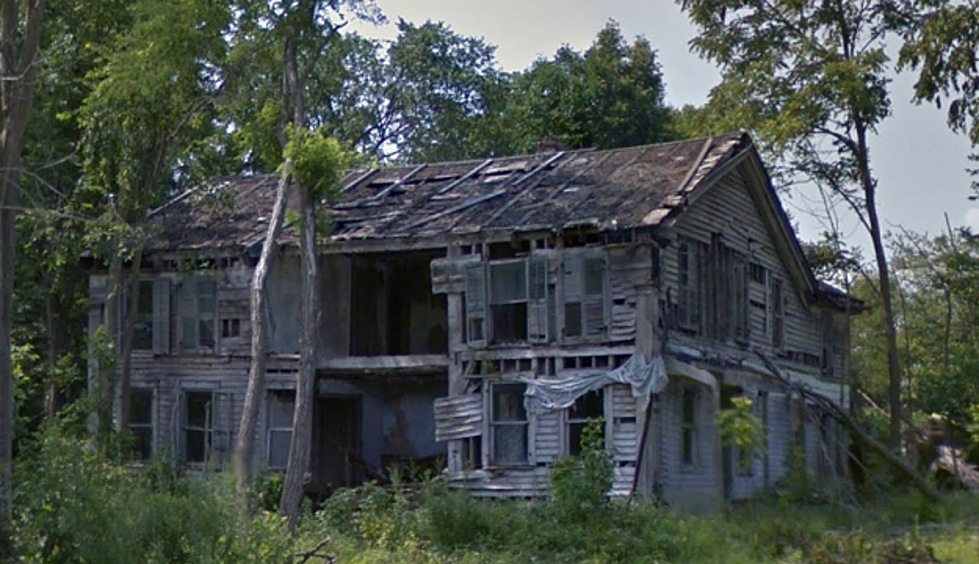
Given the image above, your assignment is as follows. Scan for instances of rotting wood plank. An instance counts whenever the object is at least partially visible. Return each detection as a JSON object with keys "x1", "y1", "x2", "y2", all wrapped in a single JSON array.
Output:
[
  {"x1": 371, "y1": 164, "x2": 426, "y2": 201},
  {"x1": 436, "y1": 159, "x2": 494, "y2": 195}
]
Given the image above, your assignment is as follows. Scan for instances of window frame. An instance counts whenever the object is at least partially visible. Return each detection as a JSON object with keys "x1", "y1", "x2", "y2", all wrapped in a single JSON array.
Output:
[
  {"x1": 266, "y1": 391, "x2": 295, "y2": 469},
  {"x1": 566, "y1": 388, "x2": 605, "y2": 456},
  {"x1": 488, "y1": 382, "x2": 530, "y2": 467},
  {"x1": 182, "y1": 390, "x2": 214, "y2": 465},
  {"x1": 128, "y1": 387, "x2": 154, "y2": 460},
  {"x1": 561, "y1": 251, "x2": 608, "y2": 342},
  {"x1": 178, "y1": 274, "x2": 219, "y2": 353},
  {"x1": 680, "y1": 386, "x2": 699, "y2": 470},
  {"x1": 122, "y1": 278, "x2": 156, "y2": 351}
]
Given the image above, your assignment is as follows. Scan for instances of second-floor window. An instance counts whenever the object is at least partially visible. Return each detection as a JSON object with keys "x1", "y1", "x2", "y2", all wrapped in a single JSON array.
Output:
[
  {"x1": 466, "y1": 256, "x2": 552, "y2": 346},
  {"x1": 179, "y1": 276, "x2": 217, "y2": 351}
]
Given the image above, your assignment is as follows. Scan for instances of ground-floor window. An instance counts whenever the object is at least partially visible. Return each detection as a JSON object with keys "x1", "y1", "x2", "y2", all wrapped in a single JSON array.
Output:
[
  {"x1": 184, "y1": 390, "x2": 213, "y2": 464},
  {"x1": 681, "y1": 387, "x2": 698, "y2": 468},
  {"x1": 267, "y1": 391, "x2": 295, "y2": 469},
  {"x1": 129, "y1": 387, "x2": 153, "y2": 459},
  {"x1": 491, "y1": 383, "x2": 528, "y2": 464},
  {"x1": 567, "y1": 389, "x2": 605, "y2": 455}
]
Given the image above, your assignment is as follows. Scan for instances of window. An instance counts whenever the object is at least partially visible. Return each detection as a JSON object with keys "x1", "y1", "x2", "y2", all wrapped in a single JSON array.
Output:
[
  {"x1": 129, "y1": 388, "x2": 153, "y2": 459},
  {"x1": 267, "y1": 392, "x2": 294, "y2": 469},
  {"x1": 179, "y1": 276, "x2": 217, "y2": 351},
  {"x1": 567, "y1": 389, "x2": 604, "y2": 456},
  {"x1": 222, "y1": 318, "x2": 241, "y2": 338},
  {"x1": 681, "y1": 387, "x2": 698, "y2": 467},
  {"x1": 489, "y1": 261, "x2": 528, "y2": 343},
  {"x1": 562, "y1": 253, "x2": 606, "y2": 340},
  {"x1": 749, "y1": 262, "x2": 770, "y2": 337},
  {"x1": 491, "y1": 383, "x2": 528, "y2": 465},
  {"x1": 184, "y1": 391, "x2": 213, "y2": 464},
  {"x1": 467, "y1": 257, "x2": 550, "y2": 346},
  {"x1": 123, "y1": 280, "x2": 155, "y2": 350},
  {"x1": 772, "y1": 279, "x2": 785, "y2": 349}
]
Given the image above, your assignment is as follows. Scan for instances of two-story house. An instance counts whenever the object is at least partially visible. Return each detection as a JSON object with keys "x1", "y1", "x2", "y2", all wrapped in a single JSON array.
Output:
[{"x1": 86, "y1": 132, "x2": 857, "y2": 511}]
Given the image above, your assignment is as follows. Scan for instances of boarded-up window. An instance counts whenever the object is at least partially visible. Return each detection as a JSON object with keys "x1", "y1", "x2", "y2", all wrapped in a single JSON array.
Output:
[
  {"x1": 184, "y1": 391, "x2": 213, "y2": 464},
  {"x1": 129, "y1": 387, "x2": 153, "y2": 459},
  {"x1": 562, "y1": 252, "x2": 607, "y2": 340},
  {"x1": 567, "y1": 389, "x2": 604, "y2": 456},
  {"x1": 491, "y1": 383, "x2": 528, "y2": 465},
  {"x1": 267, "y1": 391, "x2": 294, "y2": 469}
]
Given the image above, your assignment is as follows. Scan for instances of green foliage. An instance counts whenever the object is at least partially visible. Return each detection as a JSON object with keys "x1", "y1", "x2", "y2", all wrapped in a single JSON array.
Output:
[
  {"x1": 718, "y1": 396, "x2": 765, "y2": 461},
  {"x1": 804, "y1": 530, "x2": 875, "y2": 564},
  {"x1": 12, "y1": 430, "x2": 293, "y2": 564},
  {"x1": 285, "y1": 129, "x2": 351, "y2": 201},
  {"x1": 549, "y1": 417, "x2": 613, "y2": 522}
]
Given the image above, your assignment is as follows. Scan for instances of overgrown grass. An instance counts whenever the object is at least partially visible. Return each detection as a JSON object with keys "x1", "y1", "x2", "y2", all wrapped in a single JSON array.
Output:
[{"x1": 10, "y1": 429, "x2": 979, "y2": 563}]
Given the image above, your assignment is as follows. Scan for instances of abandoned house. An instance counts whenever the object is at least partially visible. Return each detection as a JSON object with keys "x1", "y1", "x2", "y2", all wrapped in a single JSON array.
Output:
[{"x1": 85, "y1": 131, "x2": 858, "y2": 511}]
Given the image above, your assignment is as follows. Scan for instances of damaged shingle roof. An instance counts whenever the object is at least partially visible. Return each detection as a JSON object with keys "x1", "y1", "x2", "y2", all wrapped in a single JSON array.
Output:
[{"x1": 147, "y1": 132, "x2": 748, "y2": 252}]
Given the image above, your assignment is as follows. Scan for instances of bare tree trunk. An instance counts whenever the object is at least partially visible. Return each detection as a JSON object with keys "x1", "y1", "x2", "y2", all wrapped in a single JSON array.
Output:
[
  {"x1": 233, "y1": 172, "x2": 291, "y2": 491},
  {"x1": 279, "y1": 33, "x2": 317, "y2": 532},
  {"x1": 0, "y1": 0, "x2": 46, "y2": 543},
  {"x1": 855, "y1": 121, "x2": 903, "y2": 448},
  {"x1": 98, "y1": 252, "x2": 123, "y2": 448}
]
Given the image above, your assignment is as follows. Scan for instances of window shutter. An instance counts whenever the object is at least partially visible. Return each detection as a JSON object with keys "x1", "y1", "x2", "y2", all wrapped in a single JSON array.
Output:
[
  {"x1": 583, "y1": 255, "x2": 607, "y2": 339},
  {"x1": 527, "y1": 256, "x2": 549, "y2": 343},
  {"x1": 179, "y1": 277, "x2": 198, "y2": 350},
  {"x1": 434, "y1": 394, "x2": 483, "y2": 441},
  {"x1": 152, "y1": 278, "x2": 171, "y2": 355},
  {"x1": 733, "y1": 258, "x2": 749, "y2": 342},
  {"x1": 465, "y1": 262, "x2": 486, "y2": 346},
  {"x1": 562, "y1": 254, "x2": 584, "y2": 339}
]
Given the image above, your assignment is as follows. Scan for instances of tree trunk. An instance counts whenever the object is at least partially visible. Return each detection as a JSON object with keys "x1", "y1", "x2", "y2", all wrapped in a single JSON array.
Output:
[
  {"x1": 854, "y1": 121, "x2": 903, "y2": 448},
  {"x1": 279, "y1": 33, "x2": 317, "y2": 532},
  {"x1": 0, "y1": 0, "x2": 46, "y2": 538},
  {"x1": 232, "y1": 169, "x2": 291, "y2": 491},
  {"x1": 98, "y1": 252, "x2": 123, "y2": 448},
  {"x1": 279, "y1": 179, "x2": 318, "y2": 531},
  {"x1": 116, "y1": 246, "x2": 144, "y2": 434}
]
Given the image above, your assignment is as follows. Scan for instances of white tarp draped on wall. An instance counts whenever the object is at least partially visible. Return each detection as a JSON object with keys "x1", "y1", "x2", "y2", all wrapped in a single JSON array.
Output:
[{"x1": 520, "y1": 353, "x2": 668, "y2": 415}]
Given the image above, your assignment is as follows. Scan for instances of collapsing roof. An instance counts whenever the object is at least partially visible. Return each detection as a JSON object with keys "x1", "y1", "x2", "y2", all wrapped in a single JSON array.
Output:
[{"x1": 146, "y1": 132, "x2": 747, "y2": 252}]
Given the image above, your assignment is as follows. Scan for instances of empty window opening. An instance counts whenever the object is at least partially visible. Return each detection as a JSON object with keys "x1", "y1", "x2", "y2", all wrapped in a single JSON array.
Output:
[
  {"x1": 184, "y1": 391, "x2": 213, "y2": 464},
  {"x1": 568, "y1": 389, "x2": 605, "y2": 456},
  {"x1": 129, "y1": 388, "x2": 153, "y2": 459}
]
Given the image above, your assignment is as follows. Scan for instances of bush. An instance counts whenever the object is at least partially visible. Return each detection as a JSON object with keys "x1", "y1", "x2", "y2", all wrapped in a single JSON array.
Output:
[
  {"x1": 548, "y1": 417, "x2": 613, "y2": 523},
  {"x1": 12, "y1": 429, "x2": 293, "y2": 564}
]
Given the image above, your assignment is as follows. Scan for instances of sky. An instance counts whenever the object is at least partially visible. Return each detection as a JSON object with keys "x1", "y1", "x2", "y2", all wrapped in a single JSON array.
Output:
[{"x1": 351, "y1": 0, "x2": 977, "y2": 248}]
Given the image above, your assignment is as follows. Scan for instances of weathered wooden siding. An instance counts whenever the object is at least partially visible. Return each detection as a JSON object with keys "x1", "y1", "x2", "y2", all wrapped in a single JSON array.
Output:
[{"x1": 661, "y1": 165, "x2": 827, "y2": 378}]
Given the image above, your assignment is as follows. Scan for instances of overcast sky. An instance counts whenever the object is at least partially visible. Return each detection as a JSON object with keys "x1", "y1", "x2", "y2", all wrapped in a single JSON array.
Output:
[{"x1": 352, "y1": 0, "x2": 977, "y2": 248}]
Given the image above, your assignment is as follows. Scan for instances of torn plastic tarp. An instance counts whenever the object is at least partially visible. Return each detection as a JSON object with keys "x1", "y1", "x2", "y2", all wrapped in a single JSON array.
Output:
[{"x1": 519, "y1": 354, "x2": 668, "y2": 415}]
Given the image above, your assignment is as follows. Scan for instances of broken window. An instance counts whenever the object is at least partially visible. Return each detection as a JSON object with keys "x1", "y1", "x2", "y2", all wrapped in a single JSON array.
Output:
[
  {"x1": 183, "y1": 390, "x2": 213, "y2": 464},
  {"x1": 562, "y1": 252, "x2": 607, "y2": 340},
  {"x1": 489, "y1": 260, "x2": 528, "y2": 343},
  {"x1": 772, "y1": 278, "x2": 785, "y2": 349},
  {"x1": 491, "y1": 383, "x2": 528, "y2": 465},
  {"x1": 681, "y1": 387, "x2": 698, "y2": 468},
  {"x1": 222, "y1": 318, "x2": 241, "y2": 338},
  {"x1": 178, "y1": 276, "x2": 217, "y2": 352},
  {"x1": 267, "y1": 391, "x2": 294, "y2": 469},
  {"x1": 567, "y1": 389, "x2": 605, "y2": 456},
  {"x1": 129, "y1": 387, "x2": 153, "y2": 459},
  {"x1": 467, "y1": 256, "x2": 551, "y2": 346},
  {"x1": 749, "y1": 262, "x2": 770, "y2": 338}
]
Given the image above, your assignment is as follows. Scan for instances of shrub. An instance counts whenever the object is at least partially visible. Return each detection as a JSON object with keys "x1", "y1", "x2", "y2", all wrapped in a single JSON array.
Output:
[{"x1": 548, "y1": 417, "x2": 613, "y2": 523}]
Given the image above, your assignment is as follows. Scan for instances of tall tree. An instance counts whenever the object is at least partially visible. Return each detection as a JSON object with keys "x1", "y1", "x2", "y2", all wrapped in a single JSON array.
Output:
[
  {"x1": 0, "y1": 0, "x2": 45, "y2": 539},
  {"x1": 679, "y1": 0, "x2": 906, "y2": 446},
  {"x1": 80, "y1": 0, "x2": 228, "y2": 437}
]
